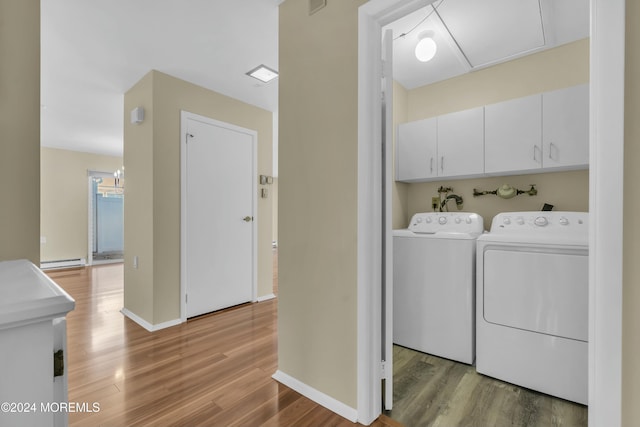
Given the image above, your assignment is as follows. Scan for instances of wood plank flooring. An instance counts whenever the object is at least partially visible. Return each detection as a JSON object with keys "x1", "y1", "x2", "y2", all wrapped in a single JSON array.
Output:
[
  {"x1": 46, "y1": 265, "x2": 397, "y2": 427},
  {"x1": 385, "y1": 345, "x2": 588, "y2": 427}
]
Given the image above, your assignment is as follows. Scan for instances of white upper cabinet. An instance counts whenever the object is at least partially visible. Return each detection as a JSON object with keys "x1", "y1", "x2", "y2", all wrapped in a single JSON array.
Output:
[
  {"x1": 485, "y1": 94, "x2": 542, "y2": 174},
  {"x1": 396, "y1": 107, "x2": 484, "y2": 182},
  {"x1": 396, "y1": 84, "x2": 589, "y2": 182},
  {"x1": 542, "y1": 84, "x2": 589, "y2": 169},
  {"x1": 396, "y1": 117, "x2": 437, "y2": 181},
  {"x1": 484, "y1": 84, "x2": 589, "y2": 175},
  {"x1": 437, "y1": 107, "x2": 485, "y2": 177}
]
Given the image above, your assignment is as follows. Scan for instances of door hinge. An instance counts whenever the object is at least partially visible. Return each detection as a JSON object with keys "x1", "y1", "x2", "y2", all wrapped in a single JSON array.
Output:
[
  {"x1": 54, "y1": 349, "x2": 64, "y2": 377},
  {"x1": 380, "y1": 360, "x2": 389, "y2": 379}
]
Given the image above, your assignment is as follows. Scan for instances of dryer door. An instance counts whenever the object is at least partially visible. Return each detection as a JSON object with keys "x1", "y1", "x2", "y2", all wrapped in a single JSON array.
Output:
[{"x1": 482, "y1": 246, "x2": 588, "y2": 341}]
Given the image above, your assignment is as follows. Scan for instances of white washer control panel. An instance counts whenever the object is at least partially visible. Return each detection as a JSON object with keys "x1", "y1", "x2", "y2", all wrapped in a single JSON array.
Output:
[
  {"x1": 409, "y1": 212, "x2": 483, "y2": 234},
  {"x1": 490, "y1": 211, "x2": 588, "y2": 236}
]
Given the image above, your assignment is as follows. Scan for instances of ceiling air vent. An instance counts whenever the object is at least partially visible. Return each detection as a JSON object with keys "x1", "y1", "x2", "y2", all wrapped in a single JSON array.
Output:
[{"x1": 309, "y1": 0, "x2": 326, "y2": 15}]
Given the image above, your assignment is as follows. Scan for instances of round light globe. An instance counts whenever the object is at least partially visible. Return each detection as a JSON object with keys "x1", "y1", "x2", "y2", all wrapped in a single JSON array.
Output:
[{"x1": 415, "y1": 37, "x2": 437, "y2": 62}]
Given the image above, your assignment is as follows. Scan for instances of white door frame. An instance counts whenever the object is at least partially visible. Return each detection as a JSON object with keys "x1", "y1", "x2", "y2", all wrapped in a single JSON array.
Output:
[
  {"x1": 179, "y1": 110, "x2": 258, "y2": 323},
  {"x1": 357, "y1": 0, "x2": 625, "y2": 425},
  {"x1": 587, "y1": 1, "x2": 625, "y2": 425}
]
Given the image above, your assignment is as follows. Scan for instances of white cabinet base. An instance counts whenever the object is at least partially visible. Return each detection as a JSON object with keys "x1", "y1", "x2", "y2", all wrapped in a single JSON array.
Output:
[{"x1": 0, "y1": 260, "x2": 75, "y2": 427}]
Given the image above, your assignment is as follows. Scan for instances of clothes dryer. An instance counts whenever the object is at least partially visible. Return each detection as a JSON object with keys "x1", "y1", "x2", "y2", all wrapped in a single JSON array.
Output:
[
  {"x1": 476, "y1": 211, "x2": 588, "y2": 404},
  {"x1": 393, "y1": 212, "x2": 483, "y2": 364}
]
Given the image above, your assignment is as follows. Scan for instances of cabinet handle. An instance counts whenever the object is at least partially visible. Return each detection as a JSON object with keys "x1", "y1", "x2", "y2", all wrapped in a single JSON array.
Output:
[
  {"x1": 430, "y1": 157, "x2": 433, "y2": 174},
  {"x1": 533, "y1": 145, "x2": 541, "y2": 163},
  {"x1": 54, "y1": 349, "x2": 64, "y2": 377},
  {"x1": 441, "y1": 156, "x2": 444, "y2": 172},
  {"x1": 549, "y1": 142, "x2": 558, "y2": 161}
]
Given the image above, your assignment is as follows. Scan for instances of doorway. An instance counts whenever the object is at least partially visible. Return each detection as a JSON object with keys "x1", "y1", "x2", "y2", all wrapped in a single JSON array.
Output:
[
  {"x1": 180, "y1": 111, "x2": 258, "y2": 320},
  {"x1": 88, "y1": 171, "x2": 124, "y2": 266},
  {"x1": 385, "y1": 2, "x2": 590, "y2": 423},
  {"x1": 357, "y1": 0, "x2": 625, "y2": 424}
]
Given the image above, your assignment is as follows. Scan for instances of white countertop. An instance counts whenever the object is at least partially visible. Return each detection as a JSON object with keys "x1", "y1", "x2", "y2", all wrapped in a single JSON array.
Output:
[{"x1": 0, "y1": 259, "x2": 75, "y2": 330}]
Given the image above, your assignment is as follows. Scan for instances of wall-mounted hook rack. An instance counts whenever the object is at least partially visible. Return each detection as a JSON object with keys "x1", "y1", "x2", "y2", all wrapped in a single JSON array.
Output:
[{"x1": 473, "y1": 184, "x2": 537, "y2": 199}]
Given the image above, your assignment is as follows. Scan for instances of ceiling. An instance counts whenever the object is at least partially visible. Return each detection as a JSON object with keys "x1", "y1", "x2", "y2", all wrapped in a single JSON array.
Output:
[
  {"x1": 385, "y1": 0, "x2": 589, "y2": 90},
  {"x1": 41, "y1": 0, "x2": 589, "y2": 158},
  {"x1": 41, "y1": 0, "x2": 281, "y2": 157}
]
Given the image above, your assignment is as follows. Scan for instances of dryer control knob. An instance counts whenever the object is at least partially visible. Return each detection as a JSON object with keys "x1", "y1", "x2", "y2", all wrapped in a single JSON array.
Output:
[
  {"x1": 503, "y1": 217, "x2": 511, "y2": 225},
  {"x1": 516, "y1": 217, "x2": 525, "y2": 225},
  {"x1": 438, "y1": 216, "x2": 447, "y2": 225},
  {"x1": 465, "y1": 217, "x2": 472, "y2": 224},
  {"x1": 559, "y1": 217, "x2": 569, "y2": 225},
  {"x1": 425, "y1": 217, "x2": 432, "y2": 223},
  {"x1": 416, "y1": 217, "x2": 423, "y2": 223},
  {"x1": 455, "y1": 217, "x2": 462, "y2": 224},
  {"x1": 534, "y1": 216, "x2": 549, "y2": 227}
]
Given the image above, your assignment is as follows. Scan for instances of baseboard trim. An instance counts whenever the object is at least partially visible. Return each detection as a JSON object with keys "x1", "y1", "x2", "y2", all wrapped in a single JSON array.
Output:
[
  {"x1": 120, "y1": 308, "x2": 182, "y2": 332},
  {"x1": 272, "y1": 370, "x2": 358, "y2": 423},
  {"x1": 257, "y1": 293, "x2": 276, "y2": 302},
  {"x1": 41, "y1": 258, "x2": 86, "y2": 270},
  {"x1": 91, "y1": 259, "x2": 123, "y2": 266}
]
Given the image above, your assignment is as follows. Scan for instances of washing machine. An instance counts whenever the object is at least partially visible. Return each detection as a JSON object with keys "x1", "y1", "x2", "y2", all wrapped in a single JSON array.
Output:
[
  {"x1": 393, "y1": 212, "x2": 483, "y2": 364},
  {"x1": 476, "y1": 211, "x2": 588, "y2": 404}
]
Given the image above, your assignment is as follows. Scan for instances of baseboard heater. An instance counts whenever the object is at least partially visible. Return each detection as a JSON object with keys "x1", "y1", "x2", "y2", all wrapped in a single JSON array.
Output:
[{"x1": 40, "y1": 258, "x2": 86, "y2": 270}]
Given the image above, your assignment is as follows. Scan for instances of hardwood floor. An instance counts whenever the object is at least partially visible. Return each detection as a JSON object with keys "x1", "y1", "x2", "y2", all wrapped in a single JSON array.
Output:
[
  {"x1": 385, "y1": 345, "x2": 588, "y2": 427},
  {"x1": 47, "y1": 265, "x2": 397, "y2": 427}
]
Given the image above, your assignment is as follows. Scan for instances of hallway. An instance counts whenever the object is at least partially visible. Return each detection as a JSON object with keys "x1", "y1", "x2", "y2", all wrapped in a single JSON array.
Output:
[{"x1": 47, "y1": 264, "x2": 397, "y2": 426}]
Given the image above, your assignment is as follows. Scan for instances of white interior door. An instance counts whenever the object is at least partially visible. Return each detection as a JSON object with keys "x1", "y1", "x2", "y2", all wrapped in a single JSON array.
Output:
[
  {"x1": 382, "y1": 28, "x2": 394, "y2": 411},
  {"x1": 183, "y1": 113, "x2": 256, "y2": 318}
]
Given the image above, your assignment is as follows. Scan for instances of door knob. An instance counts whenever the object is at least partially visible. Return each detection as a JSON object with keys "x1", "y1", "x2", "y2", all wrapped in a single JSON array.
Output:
[{"x1": 243, "y1": 216, "x2": 253, "y2": 222}]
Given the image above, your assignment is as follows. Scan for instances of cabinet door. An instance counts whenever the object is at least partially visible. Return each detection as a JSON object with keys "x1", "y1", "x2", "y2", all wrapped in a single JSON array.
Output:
[
  {"x1": 396, "y1": 117, "x2": 437, "y2": 181},
  {"x1": 437, "y1": 106, "x2": 484, "y2": 177},
  {"x1": 542, "y1": 84, "x2": 589, "y2": 169},
  {"x1": 485, "y1": 94, "x2": 542, "y2": 174}
]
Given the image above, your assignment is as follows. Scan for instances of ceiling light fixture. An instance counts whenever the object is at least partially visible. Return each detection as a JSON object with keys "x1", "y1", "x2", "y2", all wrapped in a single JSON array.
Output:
[
  {"x1": 415, "y1": 30, "x2": 437, "y2": 62},
  {"x1": 246, "y1": 64, "x2": 279, "y2": 83}
]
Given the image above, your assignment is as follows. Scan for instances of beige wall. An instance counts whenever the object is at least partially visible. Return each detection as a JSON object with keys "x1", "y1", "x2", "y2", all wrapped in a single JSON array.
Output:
[
  {"x1": 124, "y1": 70, "x2": 273, "y2": 326},
  {"x1": 396, "y1": 39, "x2": 590, "y2": 230},
  {"x1": 623, "y1": 0, "x2": 640, "y2": 422},
  {"x1": 279, "y1": 0, "x2": 366, "y2": 409},
  {"x1": 407, "y1": 170, "x2": 588, "y2": 230},
  {"x1": 123, "y1": 71, "x2": 155, "y2": 322},
  {"x1": 0, "y1": 0, "x2": 40, "y2": 264},
  {"x1": 40, "y1": 147, "x2": 123, "y2": 262},
  {"x1": 407, "y1": 38, "x2": 590, "y2": 120}
]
